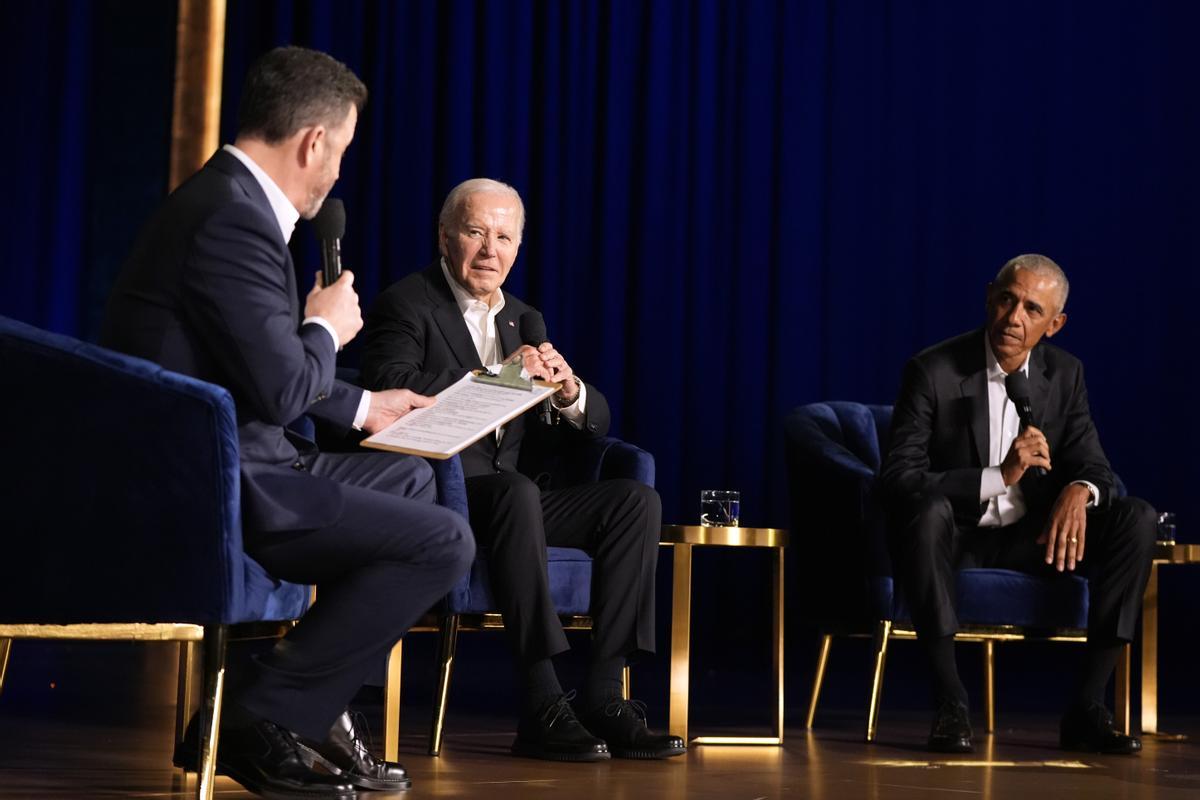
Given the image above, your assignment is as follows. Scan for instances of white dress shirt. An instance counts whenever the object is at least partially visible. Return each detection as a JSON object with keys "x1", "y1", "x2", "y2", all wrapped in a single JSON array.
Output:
[
  {"x1": 223, "y1": 144, "x2": 370, "y2": 430},
  {"x1": 438, "y1": 258, "x2": 586, "y2": 430},
  {"x1": 977, "y1": 339, "x2": 1097, "y2": 527}
]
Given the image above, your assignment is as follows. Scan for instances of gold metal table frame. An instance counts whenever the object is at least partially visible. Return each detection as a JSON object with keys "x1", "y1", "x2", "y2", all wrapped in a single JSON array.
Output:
[
  {"x1": 1140, "y1": 541, "x2": 1200, "y2": 738},
  {"x1": 661, "y1": 524, "x2": 788, "y2": 745}
]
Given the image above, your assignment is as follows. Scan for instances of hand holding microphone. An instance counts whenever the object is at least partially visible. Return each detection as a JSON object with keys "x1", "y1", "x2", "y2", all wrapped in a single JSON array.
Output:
[
  {"x1": 304, "y1": 198, "x2": 361, "y2": 347},
  {"x1": 1001, "y1": 371, "x2": 1050, "y2": 483}
]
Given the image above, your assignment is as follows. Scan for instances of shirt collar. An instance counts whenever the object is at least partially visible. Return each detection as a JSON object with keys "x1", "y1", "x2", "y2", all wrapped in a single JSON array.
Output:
[
  {"x1": 222, "y1": 144, "x2": 301, "y2": 243},
  {"x1": 984, "y1": 335, "x2": 1031, "y2": 380},
  {"x1": 439, "y1": 256, "x2": 505, "y2": 316}
]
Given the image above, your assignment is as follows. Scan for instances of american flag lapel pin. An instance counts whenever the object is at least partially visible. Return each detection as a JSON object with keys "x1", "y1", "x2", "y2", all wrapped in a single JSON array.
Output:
[{"x1": 508, "y1": 320, "x2": 515, "y2": 327}]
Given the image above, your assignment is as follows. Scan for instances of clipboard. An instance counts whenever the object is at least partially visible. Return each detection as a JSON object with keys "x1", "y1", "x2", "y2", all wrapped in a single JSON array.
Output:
[{"x1": 361, "y1": 370, "x2": 560, "y2": 459}]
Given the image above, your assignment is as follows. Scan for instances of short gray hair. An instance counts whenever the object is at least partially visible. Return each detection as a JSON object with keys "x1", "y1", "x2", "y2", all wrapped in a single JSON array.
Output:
[
  {"x1": 438, "y1": 178, "x2": 525, "y2": 240},
  {"x1": 995, "y1": 253, "x2": 1070, "y2": 311}
]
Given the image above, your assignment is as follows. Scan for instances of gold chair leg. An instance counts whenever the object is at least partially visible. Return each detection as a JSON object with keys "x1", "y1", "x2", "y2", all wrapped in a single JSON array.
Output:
[
  {"x1": 197, "y1": 625, "x2": 228, "y2": 800},
  {"x1": 805, "y1": 634, "x2": 833, "y2": 729},
  {"x1": 983, "y1": 640, "x2": 995, "y2": 734},
  {"x1": 621, "y1": 665, "x2": 631, "y2": 700},
  {"x1": 176, "y1": 640, "x2": 200, "y2": 746},
  {"x1": 865, "y1": 620, "x2": 892, "y2": 743},
  {"x1": 0, "y1": 638, "x2": 11, "y2": 697},
  {"x1": 1115, "y1": 642, "x2": 1131, "y2": 736},
  {"x1": 668, "y1": 543, "x2": 693, "y2": 742},
  {"x1": 384, "y1": 639, "x2": 403, "y2": 762},
  {"x1": 428, "y1": 615, "x2": 459, "y2": 757}
]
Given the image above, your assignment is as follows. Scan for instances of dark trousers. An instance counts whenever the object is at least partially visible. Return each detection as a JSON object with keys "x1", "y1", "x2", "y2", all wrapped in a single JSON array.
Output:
[
  {"x1": 464, "y1": 472, "x2": 661, "y2": 664},
  {"x1": 894, "y1": 493, "x2": 1156, "y2": 644},
  {"x1": 238, "y1": 452, "x2": 475, "y2": 739}
]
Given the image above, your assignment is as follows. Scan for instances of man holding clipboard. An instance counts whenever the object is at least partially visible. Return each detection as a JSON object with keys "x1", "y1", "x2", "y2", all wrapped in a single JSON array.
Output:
[{"x1": 361, "y1": 179, "x2": 682, "y2": 762}]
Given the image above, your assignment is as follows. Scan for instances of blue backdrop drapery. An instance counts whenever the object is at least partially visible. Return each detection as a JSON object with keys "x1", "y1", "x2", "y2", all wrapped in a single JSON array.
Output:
[{"x1": 2, "y1": 0, "x2": 1198, "y2": 711}]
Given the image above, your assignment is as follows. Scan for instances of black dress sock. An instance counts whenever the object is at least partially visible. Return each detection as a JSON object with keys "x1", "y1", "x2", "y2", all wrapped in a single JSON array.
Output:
[
  {"x1": 922, "y1": 635, "x2": 968, "y2": 706},
  {"x1": 582, "y1": 655, "x2": 626, "y2": 713},
  {"x1": 1074, "y1": 642, "x2": 1122, "y2": 709},
  {"x1": 521, "y1": 657, "x2": 564, "y2": 718}
]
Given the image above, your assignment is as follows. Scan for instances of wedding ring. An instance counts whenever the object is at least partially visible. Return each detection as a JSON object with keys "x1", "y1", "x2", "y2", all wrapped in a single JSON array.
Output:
[{"x1": 1069, "y1": 537, "x2": 1078, "y2": 543}]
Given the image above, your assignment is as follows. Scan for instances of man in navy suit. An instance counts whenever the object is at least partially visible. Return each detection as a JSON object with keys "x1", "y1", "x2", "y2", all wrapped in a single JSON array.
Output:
[
  {"x1": 881, "y1": 254, "x2": 1155, "y2": 755},
  {"x1": 360, "y1": 179, "x2": 682, "y2": 762},
  {"x1": 104, "y1": 47, "x2": 474, "y2": 797}
]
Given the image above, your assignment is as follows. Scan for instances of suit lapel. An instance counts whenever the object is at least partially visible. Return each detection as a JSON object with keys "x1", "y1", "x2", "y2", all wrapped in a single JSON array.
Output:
[
  {"x1": 216, "y1": 150, "x2": 301, "y2": 322},
  {"x1": 959, "y1": 331, "x2": 990, "y2": 467},
  {"x1": 426, "y1": 266, "x2": 484, "y2": 369},
  {"x1": 1027, "y1": 346, "x2": 1050, "y2": 428},
  {"x1": 496, "y1": 301, "x2": 524, "y2": 360}
]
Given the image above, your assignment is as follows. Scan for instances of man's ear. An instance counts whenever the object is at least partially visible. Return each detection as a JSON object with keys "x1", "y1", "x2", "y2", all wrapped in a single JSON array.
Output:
[
  {"x1": 1044, "y1": 312, "x2": 1068, "y2": 338},
  {"x1": 297, "y1": 126, "x2": 325, "y2": 168},
  {"x1": 437, "y1": 223, "x2": 449, "y2": 258}
]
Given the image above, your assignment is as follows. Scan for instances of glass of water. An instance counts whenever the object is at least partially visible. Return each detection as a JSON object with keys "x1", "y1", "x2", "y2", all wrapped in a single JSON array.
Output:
[
  {"x1": 700, "y1": 490, "x2": 740, "y2": 527},
  {"x1": 1157, "y1": 511, "x2": 1177, "y2": 543}
]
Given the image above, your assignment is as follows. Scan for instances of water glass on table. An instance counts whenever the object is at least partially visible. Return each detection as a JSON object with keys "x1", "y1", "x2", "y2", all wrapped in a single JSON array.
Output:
[{"x1": 700, "y1": 490, "x2": 740, "y2": 527}]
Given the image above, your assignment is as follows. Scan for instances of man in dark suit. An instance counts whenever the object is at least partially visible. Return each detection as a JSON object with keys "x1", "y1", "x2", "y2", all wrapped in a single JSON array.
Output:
[
  {"x1": 881, "y1": 254, "x2": 1155, "y2": 755},
  {"x1": 103, "y1": 47, "x2": 474, "y2": 797},
  {"x1": 360, "y1": 179, "x2": 682, "y2": 762}
]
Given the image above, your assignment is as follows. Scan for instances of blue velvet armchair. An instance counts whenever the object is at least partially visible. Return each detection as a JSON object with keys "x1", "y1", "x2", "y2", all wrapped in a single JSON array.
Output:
[
  {"x1": 0, "y1": 316, "x2": 429, "y2": 798},
  {"x1": 423, "y1": 436, "x2": 655, "y2": 756},
  {"x1": 784, "y1": 401, "x2": 1128, "y2": 741}
]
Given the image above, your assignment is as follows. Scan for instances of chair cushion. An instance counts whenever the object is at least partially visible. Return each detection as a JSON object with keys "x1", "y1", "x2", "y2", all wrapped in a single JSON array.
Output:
[
  {"x1": 882, "y1": 569, "x2": 1089, "y2": 630},
  {"x1": 447, "y1": 548, "x2": 593, "y2": 615}
]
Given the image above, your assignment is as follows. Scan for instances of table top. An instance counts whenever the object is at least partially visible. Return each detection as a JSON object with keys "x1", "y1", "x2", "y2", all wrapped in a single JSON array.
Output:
[
  {"x1": 661, "y1": 525, "x2": 789, "y2": 547},
  {"x1": 1153, "y1": 540, "x2": 1200, "y2": 564}
]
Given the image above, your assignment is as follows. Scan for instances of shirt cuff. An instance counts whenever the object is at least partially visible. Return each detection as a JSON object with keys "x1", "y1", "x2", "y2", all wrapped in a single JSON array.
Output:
[
  {"x1": 980, "y1": 466, "x2": 1007, "y2": 502},
  {"x1": 352, "y1": 389, "x2": 371, "y2": 431},
  {"x1": 1071, "y1": 480, "x2": 1101, "y2": 508},
  {"x1": 302, "y1": 316, "x2": 340, "y2": 353},
  {"x1": 554, "y1": 381, "x2": 587, "y2": 429}
]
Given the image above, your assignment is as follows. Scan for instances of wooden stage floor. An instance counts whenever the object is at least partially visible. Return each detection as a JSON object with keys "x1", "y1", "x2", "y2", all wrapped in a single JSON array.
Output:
[
  {"x1": 1, "y1": 704, "x2": 1198, "y2": 799},
  {"x1": 1, "y1": 641, "x2": 1198, "y2": 798}
]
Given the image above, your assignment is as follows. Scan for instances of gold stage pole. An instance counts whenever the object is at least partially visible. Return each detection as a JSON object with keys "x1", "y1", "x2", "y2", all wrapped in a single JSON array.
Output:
[{"x1": 169, "y1": 0, "x2": 226, "y2": 192}]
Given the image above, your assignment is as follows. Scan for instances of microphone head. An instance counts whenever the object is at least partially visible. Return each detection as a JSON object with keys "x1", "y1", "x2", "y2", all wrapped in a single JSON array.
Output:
[
  {"x1": 519, "y1": 310, "x2": 548, "y2": 347},
  {"x1": 312, "y1": 198, "x2": 346, "y2": 240},
  {"x1": 1003, "y1": 371, "x2": 1030, "y2": 403}
]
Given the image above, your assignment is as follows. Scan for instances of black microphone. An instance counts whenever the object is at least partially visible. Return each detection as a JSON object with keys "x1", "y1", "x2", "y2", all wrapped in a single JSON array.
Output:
[
  {"x1": 519, "y1": 311, "x2": 554, "y2": 425},
  {"x1": 312, "y1": 198, "x2": 345, "y2": 288},
  {"x1": 1003, "y1": 371, "x2": 1046, "y2": 477}
]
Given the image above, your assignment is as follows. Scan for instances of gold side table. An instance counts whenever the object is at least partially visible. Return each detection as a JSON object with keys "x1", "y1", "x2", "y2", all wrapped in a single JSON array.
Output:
[
  {"x1": 1140, "y1": 541, "x2": 1200, "y2": 738},
  {"x1": 660, "y1": 524, "x2": 788, "y2": 745}
]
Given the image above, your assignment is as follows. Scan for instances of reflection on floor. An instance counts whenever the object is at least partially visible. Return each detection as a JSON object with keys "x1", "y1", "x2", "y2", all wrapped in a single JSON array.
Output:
[{"x1": 1, "y1": 641, "x2": 1198, "y2": 798}]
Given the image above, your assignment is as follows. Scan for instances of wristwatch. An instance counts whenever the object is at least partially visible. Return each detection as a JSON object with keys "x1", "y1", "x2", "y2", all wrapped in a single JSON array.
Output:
[{"x1": 551, "y1": 376, "x2": 582, "y2": 408}]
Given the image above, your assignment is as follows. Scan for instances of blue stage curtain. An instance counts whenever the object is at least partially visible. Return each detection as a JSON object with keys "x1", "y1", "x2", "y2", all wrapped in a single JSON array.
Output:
[{"x1": 4, "y1": 0, "x2": 1198, "y2": 533}]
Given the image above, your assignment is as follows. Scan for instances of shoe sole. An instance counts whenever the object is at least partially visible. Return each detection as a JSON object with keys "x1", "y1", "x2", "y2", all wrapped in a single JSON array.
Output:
[
  {"x1": 173, "y1": 752, "x2": 360, "y2": 798},
  {"x1": 293, "y1": 742, "x2": 413, "y2": 791},
  {"x1": 610, "y1": 746, "x2": 687, "y2": 759},
  {"x1": 510, "y1": 741, "x2": 612, "y2": 762}
]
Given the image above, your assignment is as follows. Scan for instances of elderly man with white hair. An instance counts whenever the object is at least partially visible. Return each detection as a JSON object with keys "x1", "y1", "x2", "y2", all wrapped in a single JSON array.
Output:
[{"x1": 361, "y1": 178, "x2": 683, "y2": 763}]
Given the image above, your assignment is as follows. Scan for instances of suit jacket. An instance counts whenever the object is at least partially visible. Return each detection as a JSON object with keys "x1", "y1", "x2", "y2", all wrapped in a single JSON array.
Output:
[
  {"x1": 102, "y1": 149, "x2": 362, "y2": 532},
  {"x1": 360, "y1": 261, "x2": 610, "y2": 480},
  {"x1": 880, "y1": 328, "x2": 1115, "y2": 525}
]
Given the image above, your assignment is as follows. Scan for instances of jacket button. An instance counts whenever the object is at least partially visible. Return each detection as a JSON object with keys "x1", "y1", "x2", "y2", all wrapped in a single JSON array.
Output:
[{"x1": 292, "y1": 461, "x2": 306, "y2": 471}]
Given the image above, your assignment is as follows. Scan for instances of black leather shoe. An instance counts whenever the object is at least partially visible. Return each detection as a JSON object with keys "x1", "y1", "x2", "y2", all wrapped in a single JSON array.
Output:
[
  {"x1": 580, "y1": 698, "x2": 686, "y2": 759},
  {"x1": 296, "y1": 711, "x2": 411, "y2": 791},
  {"x1": 511, "y1": 692, "x2": 610, "y2": 762},
  {"x1": 927, "y1": 698, "x2": 974, "y2": 753},
  {"x1": 1060, "y1": 703, "x2": 1141, "y2": 755},
  {"x1": 176, "y1": 717, "x2": 359, "y2": 799}
]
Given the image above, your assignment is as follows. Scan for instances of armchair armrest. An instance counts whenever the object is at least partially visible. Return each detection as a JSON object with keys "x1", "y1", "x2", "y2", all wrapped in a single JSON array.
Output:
[
  {"x1": 1, "y1": 316, "x2": 248, "y2": 625},
  {"x1": 561, "y1": 436, "x2": 655, "y2": 488}
]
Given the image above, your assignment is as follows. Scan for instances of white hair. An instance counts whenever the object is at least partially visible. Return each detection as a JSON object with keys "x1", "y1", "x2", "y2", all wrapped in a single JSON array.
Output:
[
  {"x1": 995, "y1": 253, "x2": 1069, "y2": 311},
  {"x1": 438, "y1": 178, "x2": 525, "y2": 240}
]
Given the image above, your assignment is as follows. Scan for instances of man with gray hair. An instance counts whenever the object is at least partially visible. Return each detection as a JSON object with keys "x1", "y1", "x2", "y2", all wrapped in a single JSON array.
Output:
[
  {"x1": 361, "y1": 178, "x2": 683, "y2": 762},
  {"x1": 881, "y1": 254, "x2": 1155, "y2": 755}
]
